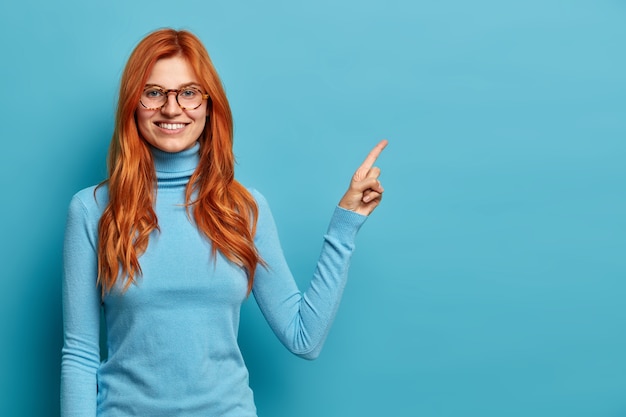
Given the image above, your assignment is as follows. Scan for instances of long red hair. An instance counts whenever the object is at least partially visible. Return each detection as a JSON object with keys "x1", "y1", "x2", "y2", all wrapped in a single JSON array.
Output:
[{"x1": 97, "y1": 28, "x2": 262, "y2": 295}]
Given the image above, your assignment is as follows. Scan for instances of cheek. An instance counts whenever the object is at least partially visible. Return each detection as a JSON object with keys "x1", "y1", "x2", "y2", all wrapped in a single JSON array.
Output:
[
  {"x1": 197, "y1": 117, "x2": 207, "y2": 132},
  {"x1": 191, "y1": 111, "x2": 208, "y2": 132},
  {"x1": 135, "y1": 111, "x2": 153, "y2": 137}
]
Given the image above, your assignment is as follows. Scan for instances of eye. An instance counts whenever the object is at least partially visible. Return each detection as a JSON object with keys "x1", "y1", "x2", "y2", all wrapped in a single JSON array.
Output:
[
  {"x1": 180, "y1": 88, "x2": 199, "y2": 98},
  {"x1": 144, "y1": 88, "x2": 164, "y2": 98}
]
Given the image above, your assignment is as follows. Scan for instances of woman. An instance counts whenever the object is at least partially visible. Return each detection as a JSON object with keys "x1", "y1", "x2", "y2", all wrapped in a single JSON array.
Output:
[{"x1": 61, "y1": 28, "x2": 386, "y2": 417}]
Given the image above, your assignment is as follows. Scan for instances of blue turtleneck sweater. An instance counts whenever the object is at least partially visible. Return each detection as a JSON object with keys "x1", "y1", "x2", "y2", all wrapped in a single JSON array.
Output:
[{"x1": 61, "y1": 143, "x2": 367, "y2": 417}]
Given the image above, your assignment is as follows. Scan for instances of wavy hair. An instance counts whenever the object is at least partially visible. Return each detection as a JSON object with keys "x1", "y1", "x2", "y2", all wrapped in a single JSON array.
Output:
[{"x1": 97, "y1": 28, "x2": 262, "y2": 295}]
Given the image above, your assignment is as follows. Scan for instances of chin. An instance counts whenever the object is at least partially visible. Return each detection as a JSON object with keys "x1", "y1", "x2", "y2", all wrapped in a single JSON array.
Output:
[{"x1": 152, "y1": 139, "x2": 196, "y2": 153}]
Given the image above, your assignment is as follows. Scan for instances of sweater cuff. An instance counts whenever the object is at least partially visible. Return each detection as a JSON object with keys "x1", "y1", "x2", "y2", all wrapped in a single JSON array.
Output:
[{"x1": 326, "y1": 206, "x2": 368, "y2": 241}]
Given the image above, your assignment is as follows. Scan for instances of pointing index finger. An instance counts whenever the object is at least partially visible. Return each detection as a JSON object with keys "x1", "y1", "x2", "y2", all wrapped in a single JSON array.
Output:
[{"x1": 359, "y1": 139, "x2": 388, "y2": 170}]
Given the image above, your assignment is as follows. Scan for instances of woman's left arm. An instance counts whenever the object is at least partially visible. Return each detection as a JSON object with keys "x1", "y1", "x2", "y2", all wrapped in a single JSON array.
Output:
[{"x1": 251, "y1": 140, "x2": 387, "y2": 359}]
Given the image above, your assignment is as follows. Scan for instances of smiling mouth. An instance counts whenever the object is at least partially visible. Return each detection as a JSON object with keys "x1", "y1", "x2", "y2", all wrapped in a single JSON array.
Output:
[{"x1": 156, "y1": 122, "x2": 187, "y2": 130}]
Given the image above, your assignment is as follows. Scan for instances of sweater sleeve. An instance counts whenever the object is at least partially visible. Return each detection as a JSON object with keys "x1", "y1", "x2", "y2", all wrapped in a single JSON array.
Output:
[
  {"x1": 61, "y1": 193, "x2": 102, "y2": 417},
  {"x1": 250, "y1": 190, "x2": 367, "y2": 360}
]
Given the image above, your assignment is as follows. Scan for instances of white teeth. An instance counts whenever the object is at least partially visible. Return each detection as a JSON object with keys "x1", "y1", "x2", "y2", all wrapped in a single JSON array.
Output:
[{"x1": 158, "y1": 123, "x2": 186, "y2": 130}]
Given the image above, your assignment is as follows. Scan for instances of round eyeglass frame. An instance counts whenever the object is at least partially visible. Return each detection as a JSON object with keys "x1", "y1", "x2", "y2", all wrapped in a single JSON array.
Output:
[{"x1": 140, "y1": 87, "x2": 210, "y2": 111}]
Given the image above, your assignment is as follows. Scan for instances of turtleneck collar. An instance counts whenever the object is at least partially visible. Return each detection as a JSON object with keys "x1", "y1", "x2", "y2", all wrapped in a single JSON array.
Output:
[{"x1": 151, "y1": 142, "x2": 200, "y2": 188}]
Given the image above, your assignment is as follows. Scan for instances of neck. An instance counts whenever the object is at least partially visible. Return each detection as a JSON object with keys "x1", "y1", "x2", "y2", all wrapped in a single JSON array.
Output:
[{"x1": 150, "y1": 142, "x2": 200, "y2": 188}]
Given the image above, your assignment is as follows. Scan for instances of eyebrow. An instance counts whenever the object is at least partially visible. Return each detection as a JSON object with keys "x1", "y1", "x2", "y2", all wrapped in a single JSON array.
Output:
[{"x1": 144, "y1": 82, "x2": 202, "y2": 90}]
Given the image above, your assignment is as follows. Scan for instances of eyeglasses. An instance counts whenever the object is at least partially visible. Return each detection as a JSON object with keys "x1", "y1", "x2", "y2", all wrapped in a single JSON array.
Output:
[{"x1": 140, "y1": 86, "x2": 210, "y2": 110}]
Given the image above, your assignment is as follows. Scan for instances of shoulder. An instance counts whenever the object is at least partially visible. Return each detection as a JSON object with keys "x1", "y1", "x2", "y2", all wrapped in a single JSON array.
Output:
[
  {"x1": 64, "y1": 184, "x2": 109, "y2": 243},
  {"x1": 246, "y1": 188, "x2": 277, "y2": 238},
  {"x1": 68, "y1": 183, "x2": 109, "y2": 221},
  {"x1": 247, "y1": 187, "x2": 269, "y2": 209}
]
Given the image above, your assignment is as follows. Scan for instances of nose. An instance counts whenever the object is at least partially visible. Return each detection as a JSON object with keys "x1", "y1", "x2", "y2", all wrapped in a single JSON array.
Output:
[{"x1": 161, "y1": 92, "x2": 182, "y2": 117}]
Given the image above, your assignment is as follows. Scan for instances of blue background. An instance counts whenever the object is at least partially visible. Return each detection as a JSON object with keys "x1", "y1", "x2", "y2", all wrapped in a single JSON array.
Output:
[{"x1": 1, "y1": 1, "x2": 625, "y2": 416}]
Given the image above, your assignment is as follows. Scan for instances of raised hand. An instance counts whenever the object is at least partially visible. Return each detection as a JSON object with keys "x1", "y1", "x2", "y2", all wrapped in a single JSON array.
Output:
[{"x1": 338, "y1": 139, "x2": 388, "y2": 216}]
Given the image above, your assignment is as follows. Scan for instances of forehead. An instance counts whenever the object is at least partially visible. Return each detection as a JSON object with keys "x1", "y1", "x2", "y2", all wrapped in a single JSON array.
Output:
[{"x1": 145, "y1": 55, "x2": 199, "y2": 87}]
